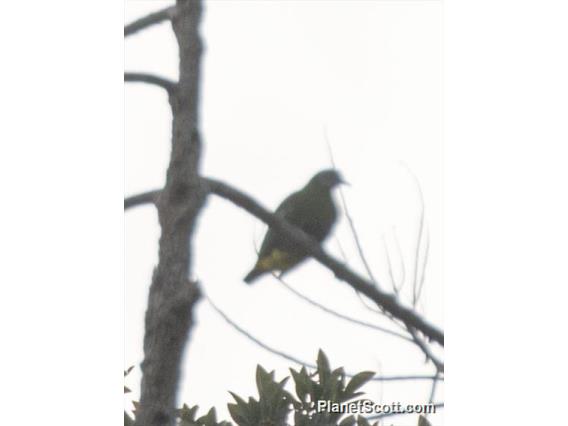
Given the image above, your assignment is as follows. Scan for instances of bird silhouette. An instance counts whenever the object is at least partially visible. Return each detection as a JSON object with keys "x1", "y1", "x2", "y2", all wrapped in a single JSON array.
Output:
[{"x1": 244, "y1": 169, "x2": 346, "y2": 284}]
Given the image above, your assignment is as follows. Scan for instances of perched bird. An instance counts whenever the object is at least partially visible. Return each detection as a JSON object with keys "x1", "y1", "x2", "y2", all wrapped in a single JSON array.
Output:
[{"x1": 244, "y1": 169, "x2": 346, "y2": 284}]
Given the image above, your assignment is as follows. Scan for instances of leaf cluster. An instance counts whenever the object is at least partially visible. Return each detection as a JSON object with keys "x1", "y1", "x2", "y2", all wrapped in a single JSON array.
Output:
[
  {"x1": 226, "y1": 350, "x2": 375, "y2": 426},
  {"x1": 288, "y1": 350, "x2": 375, "y2": 426},
  {"x1": 124, "y1": 351, "x2": 431, "y2": 426},
  {"x1": 178, "y1": 404, "x2": 232, "y2": 426}
]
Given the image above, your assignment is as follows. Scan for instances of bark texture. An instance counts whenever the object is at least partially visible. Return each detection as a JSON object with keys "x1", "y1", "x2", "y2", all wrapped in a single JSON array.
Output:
[{"x1": 134, "y1": 2, "x2": 205, "y2": 426}]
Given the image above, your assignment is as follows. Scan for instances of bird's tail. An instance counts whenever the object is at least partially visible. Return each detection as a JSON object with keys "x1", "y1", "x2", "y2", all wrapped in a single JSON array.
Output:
[{"x1": 244, "y1": 267, "x2": 264, "y2": 284}]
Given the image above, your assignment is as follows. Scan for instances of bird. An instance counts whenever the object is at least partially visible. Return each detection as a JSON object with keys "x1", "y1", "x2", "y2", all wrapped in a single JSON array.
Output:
[{"x1": 244, "y1": 169, "x2": 346, "y2": 284}]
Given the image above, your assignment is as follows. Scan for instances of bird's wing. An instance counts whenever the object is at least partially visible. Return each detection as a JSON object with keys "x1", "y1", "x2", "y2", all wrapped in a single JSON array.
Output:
[
  {"x1": 274, "y1": 190, "x2": 305, "y2": 223},
  {"x1": 257, "y1": 190, "x2": 305, "y2": 258}
]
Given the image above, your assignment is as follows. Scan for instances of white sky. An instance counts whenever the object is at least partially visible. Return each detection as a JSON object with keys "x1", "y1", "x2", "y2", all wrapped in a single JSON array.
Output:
[{"x1": 125, "y1": 1, "x2": 442, "y2": 424}]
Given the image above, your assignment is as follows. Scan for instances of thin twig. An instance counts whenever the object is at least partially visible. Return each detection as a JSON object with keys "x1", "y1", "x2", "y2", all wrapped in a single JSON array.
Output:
[
  {"x1": 427, "y1": 373, "x2": 440, "y2": 416},
  {"x1": 392, "y1": 227, "x2": 407, "y2": 292},
  {"x1": 416, "y1": 229, "x2": 430, "y2": 305},
  {"x1": 125, "y1": 5, "x2": 176, "y2": 37},
  {"x1": 125, "y1": 72, "x2": 177, "y2": 94},
  {"x1": 378, "y1": 237, "x2": 416, "y2": 333},
  {"x1": 206, "y1": 294, "x2": 314, "y2": 368},
  {"x1": 384, "y1": 226, "x2": 444, "y2": 373},
  {"x1": 206, "y1": 295, "x2": 438, "y2": 382},
  {"x1": 335, "y1": 235, "x2": 385, "y2": 318},
  {"x1": 401, "y1": 163, "x2": 426, "y2": 307},
  {"x1": 334, "y1": 237, "x2": 348, "y2": 264},
  {"x1": 273, "y1": 274, "x2": 413, "y2": 342},
  {"x1": 324, "y1": 131, "x2": 381, "y2": 288},
  {"x1": 354, "y1": 289, "x2": 383, "y2": 315},
  {"x1": 383, "y1": 235, "x2": 400, "y2": 296},
  {"x1": 324, "y1": 132, "x2": 403, "y2": 327}
]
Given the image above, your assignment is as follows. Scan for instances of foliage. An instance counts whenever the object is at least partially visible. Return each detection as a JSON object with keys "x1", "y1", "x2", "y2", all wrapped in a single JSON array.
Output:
[
  {"x1": 178, "y1": 404, "x2": 231, "y2": 426},
  {"x1": 287, "y1": 350, "x2": 375, "y2": 426},
  {"x1": 124, "y1": 351, "x2": 430, "y2": 426}
]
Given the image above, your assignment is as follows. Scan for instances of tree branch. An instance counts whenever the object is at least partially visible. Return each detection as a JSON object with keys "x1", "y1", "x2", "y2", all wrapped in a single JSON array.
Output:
[
  {"x1": 125, "y1": 72, "x2": 177, "y2": 94},
  {"x1": 125, "y1": 5, "x2": 176, "y2": 37},
  {"x1": 383, "y1": 231, "x2": 444, "y2": 373},
  {"x1": 206, "y1": 294, "x2": 438, "y2": 383},
  {"x1": 125, "y1": 181, "x2": 444, "y2": 348},
  {"x1": 206, "y1": 294, "x2": 314, "y2": 368},
  {"x1": 124, "y1": 179, "x2": 444, "y2": 346},
  {"x1": 273, "y1": 274, "x2": 413, "y2": 342},
  {"x1": 203, "y1": 177, "x2": 444, "y2": 346},
  {"x1": 125, "y1": 190, "x2": 160, "y2": 210}
]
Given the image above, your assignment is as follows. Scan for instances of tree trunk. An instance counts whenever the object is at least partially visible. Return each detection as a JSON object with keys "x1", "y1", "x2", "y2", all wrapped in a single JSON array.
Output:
[{"x1": 135, "y1": 1, "x2": 205, "y2": 425}]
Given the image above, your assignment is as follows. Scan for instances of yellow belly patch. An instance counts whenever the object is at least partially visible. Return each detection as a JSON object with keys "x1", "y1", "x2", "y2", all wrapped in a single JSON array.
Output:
[{"x1": 257, "y1": 249, "x2": 295, "y2": 272}]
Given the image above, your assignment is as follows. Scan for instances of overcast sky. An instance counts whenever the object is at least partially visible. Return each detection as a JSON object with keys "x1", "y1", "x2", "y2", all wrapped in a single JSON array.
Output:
[{"x1": 125, "y1": 1, "x2": 442, "y2": 424}]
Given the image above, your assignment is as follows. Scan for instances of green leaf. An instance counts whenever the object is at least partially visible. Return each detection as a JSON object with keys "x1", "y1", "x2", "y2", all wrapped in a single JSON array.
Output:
[
  {"x1": 178, "y1": 404, "x2": 199, "y2": 422},
  {"x1": 344, "y1": 371, "x2": 375, "y2": 397},
  {"x1": 229, "y1": 391, "x2": 248, "y2": 408},
  {"x1": 196, "y1": 407, "x2": 217, "y2": 424},
  {"x1": 327, "y1": 368, "x2": 345, "y2": 401},
  {"x1": 317, "y1": 350, "x2": 331, "y2": 385},
  {"x1": 227, "y1": 403, "x2": 245, "y2": 425},
  {"x1": 290, "y1": 368, "x2": 311, "y2": 402},
  {"x1": 255, "y1": 365, "x2": 274, "y2": 396}
]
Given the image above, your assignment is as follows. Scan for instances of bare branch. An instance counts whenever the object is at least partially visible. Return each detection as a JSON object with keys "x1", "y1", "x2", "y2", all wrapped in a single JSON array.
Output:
[
  {"x1": 392, "y1": 228, "x2": 407, "y2": 291},
  {"x1": 206, "y1": 294, "x2": 438, "y2": 383},
  {"x1": 203, "y1": 177, "x2": 444, "y2": 346},
  {"x1": 273, "y1": 274, "x2": 413, "y2": 342},
  {"x1": 402, "y1": 163, "x2": 426, "y2": 307},
  {"x1": 334, "y1": 236, "x2": 348, "y2": 264},
  {"x1": 354, "y1": 290, "x2": 383, "y2": 315},
  {"x1": 125, "y1": 72, "x2": 177, "y2": 94},
  {"x1": 125, "y1": 178, "x2": 444, "y2": 346},
  {"x1": 428, "y1": 373, "x2": 440, "y2": 405},
  {"x1": 206, "y1": 294, "x2": 315, "y2": 368},
  {"x1": 335, "y1": 233, "x2": 387, "y2": 319},
  {"x1": 125, "y1": 5, "x2": 176, "y2": 37},
  {"x1": 125, "y1": 190, "x2": 160, "y2": 210},
  {"x1": 383, "y1": 235, "x2": 400, "y2": 296},
  {"x1": 324, "y1": 132, "x2": 381, "y2": 288},
  {"x1": 416, "y1": 229, "x2": 430, "y2": 304}
]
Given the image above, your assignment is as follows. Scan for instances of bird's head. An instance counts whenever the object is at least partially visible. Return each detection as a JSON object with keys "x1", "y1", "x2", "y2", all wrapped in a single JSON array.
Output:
[{"x1": 310, "y1": 169, "x2": 347, "y2": 189}]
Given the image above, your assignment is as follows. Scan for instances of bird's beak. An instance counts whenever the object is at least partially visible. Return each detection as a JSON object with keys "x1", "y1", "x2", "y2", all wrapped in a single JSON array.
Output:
[{"x1": 340, "y1": 178, "x2": 350, "y2": 186}]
